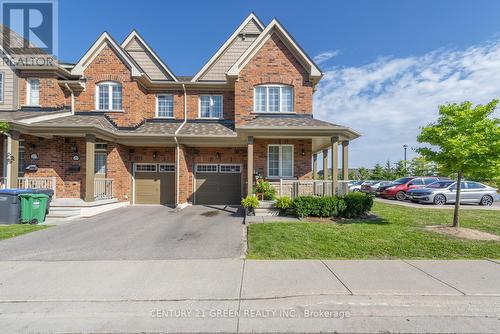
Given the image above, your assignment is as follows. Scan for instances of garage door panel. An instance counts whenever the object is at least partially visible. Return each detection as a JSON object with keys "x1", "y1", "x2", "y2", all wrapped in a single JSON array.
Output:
[
  {"x1": 135, "y1": 169, "x2": 175, "y2": 205},
  {"x1": 195, "y1": 172, "x2": 241, "y2": 205}
]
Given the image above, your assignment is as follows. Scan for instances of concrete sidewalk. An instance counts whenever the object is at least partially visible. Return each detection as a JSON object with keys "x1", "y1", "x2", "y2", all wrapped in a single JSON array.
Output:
[{"x1": 0, "y1": 259, "x2": 499, "y2": 333}]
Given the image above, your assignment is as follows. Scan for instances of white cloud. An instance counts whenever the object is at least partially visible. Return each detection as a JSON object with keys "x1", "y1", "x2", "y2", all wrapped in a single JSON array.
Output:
[
  {"x1": 313, "y1": 50, "x2": 340, "y2": 64},
  {"x1": 314, "y1": 40, "x2": 500, "y2": 168}
]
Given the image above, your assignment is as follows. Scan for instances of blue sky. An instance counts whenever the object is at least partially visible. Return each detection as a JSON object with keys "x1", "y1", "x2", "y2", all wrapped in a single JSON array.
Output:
[{"x1": 56, "y1": 1, "x2": 500, "y2": 167}]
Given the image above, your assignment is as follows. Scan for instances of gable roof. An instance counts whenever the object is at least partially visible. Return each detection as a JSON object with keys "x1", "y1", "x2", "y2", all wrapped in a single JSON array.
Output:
[
  {"x1": 227, "y1": 18, "x2": 322, "y2": 81},
  {"x1": 191, "y1": 13, "x2": 264, "y2": 82},
  {"x1": 121, "y1": 30, "x2": 178, "y2": 81},
  {"x1": 71, "y1": 32, "x2": 142, "y2": 77}
]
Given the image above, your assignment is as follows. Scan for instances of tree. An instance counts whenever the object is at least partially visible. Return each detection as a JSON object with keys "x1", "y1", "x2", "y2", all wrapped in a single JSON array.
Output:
[
  {"x1": 370, "y1": 163, "x2": 385, "y2": 180},
  {"x1": 408, "y1": 156, "x2": 438, "y2": 176},
  {"x1": 393, "y1": 160, "x2": 408, "y2": 178},
  {"x1": 382, "y1": 160, "x2": 395, "y2": 180},
  {"x1": 417, "y1": 100, "x2": 500, "y2": 227},
  {"x1": 0, "y1": 121, "x2": 8, "y2": 134},
  {"x1": 357, "y1": 167, "x2": 370, "y2": 180}
]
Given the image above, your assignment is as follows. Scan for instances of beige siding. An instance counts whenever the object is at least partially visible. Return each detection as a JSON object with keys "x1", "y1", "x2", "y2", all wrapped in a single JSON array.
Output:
[
  {"x1": 199, "y1": 18, "x2": 263, "y2": 81},
  {"x1": 0, "y1": 52, "x2": 18, "y2": 110},
  {"x1": 124, "y1": 37, "x2": 173, "y2": 81},
  {"x1": 241, "y1": 19, "x2": 262, "y2": 34}
]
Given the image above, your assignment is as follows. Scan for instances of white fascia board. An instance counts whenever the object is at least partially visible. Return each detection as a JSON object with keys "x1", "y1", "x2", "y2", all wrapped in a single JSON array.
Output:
[
  {"x1": 71, "y1": 32, "x2": 142, "y2": 77},
  {"x1": 227, "y1": 19, "x2": 322, "y2": 79},
  {"x1": 121, "y1": 30, "x2": 178, "y2": 82},
  {"x1": 191, "y1": 13, "x2": 265, "y2": 82}
]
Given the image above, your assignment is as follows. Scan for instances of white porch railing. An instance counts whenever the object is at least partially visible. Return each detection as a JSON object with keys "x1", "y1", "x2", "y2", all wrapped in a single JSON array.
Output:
[
  {"x1": 17, "y1": 176, "x2": 57, "y2": 197},
  {"x1": 268, "y1": 180, "x2": 351, "y2": 199},
  {"x1": 94, "y1": 178, "x2": 113, "y2": 200}
]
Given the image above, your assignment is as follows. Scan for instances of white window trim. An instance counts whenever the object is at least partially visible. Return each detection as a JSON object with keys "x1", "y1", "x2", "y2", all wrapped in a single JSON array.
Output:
[
  {"x1": 219, "y1": 164, "x2": 242, "y2": 174},
  {"x1": 195, "y1": 163, "x2": 219, "y2": 173},
  {"x1": 95, "y1": 81, "x2": 123, "y2": 112},
  {"x1": 94, "y1": 142, "x2": 107, "y2": 174},
  {"x1": 198, "y1": 95, "x2": 223, "y2": 119},
  {"x1": 155, "y1": 94, "x2": 174, "y2": 118},
  {"x1": 158, "y1": 163, "x2": 175, "y2": 172},
  {"x1": 267, "y1": 144, "x2": 294, "y2": 179},
  {"x1": 0, "y1": 72, "x2": 4, "y2": 104},
  {"x1": 134, "y1": 163, "x2": 158, "y2": 172},
  {"x1": 26, "y1": 78, "x2": 40, "y2": 106},
  {"x1": 253, "y1": 84, "x2": 294, "y2": 114}
]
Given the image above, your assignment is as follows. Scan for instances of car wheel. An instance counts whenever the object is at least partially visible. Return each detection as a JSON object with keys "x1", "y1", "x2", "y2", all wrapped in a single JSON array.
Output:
[
  {"x1": 395, "y1": 191, "x2": 406, "y2": 201},
  {"x1": 480, "y1": 195, "x2": 493, "y2": 206},
  {"x1": 433, "y1": 194, "x2": 446, "y2": 206}
]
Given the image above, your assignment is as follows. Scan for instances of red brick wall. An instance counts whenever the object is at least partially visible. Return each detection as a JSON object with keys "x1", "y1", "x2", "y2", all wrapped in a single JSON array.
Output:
[
  {"x1": 185, "y1": 90, "x2": 234, "y2": 121},
  {"x1": 20, "y1": 135, "x2": 86, "y2": 198},
  {"x1": 106, "y1": 143, "x2": 131, "y2": 201},
  {"x1": 19, "y1": 73, "x2": 70, "y2": 109},
  {"x1": 234, "y1": 32, "x2": 313, "y2": 125},
  {"x1": 253, "y1": 139, "x2": 312, "y2": 180}
]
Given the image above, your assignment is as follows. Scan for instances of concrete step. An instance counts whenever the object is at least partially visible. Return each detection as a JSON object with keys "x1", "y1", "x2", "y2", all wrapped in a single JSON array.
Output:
[
  {"x1": 258, "y1": 200, "x2": 277, "y2": 209},
  {"x1": 254, "y1": 208, "x2": 281, "y2": 217},
  {"x1": 46, "y1": 210, "x2": 80, "y2": 218}
]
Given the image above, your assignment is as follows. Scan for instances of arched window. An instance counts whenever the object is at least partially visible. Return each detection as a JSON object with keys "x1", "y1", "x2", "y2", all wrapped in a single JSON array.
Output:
[
  {"x1": 254, "y1": 84, "x2": 293, "y2": 113},
  {"x1": 96, "y1": 81, "x2": 122, "y2": 111}
]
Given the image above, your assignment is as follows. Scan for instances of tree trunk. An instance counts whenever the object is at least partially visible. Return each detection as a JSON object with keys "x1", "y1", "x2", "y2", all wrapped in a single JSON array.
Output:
[{"x1": 452, "y1": 172, "x2": 463, "y2": 228}]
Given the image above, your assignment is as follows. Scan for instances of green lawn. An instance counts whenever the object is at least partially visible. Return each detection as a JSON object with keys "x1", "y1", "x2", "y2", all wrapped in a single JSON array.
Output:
[
  {"x1": 247, "y1": 202, "x2": 500, "y2": 259},
  {"x1": 0, "y1": 224, "x2": 51, "y2": 241}
]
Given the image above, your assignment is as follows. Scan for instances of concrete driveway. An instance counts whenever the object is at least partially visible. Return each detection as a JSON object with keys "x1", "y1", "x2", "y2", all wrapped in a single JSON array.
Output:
[{"x1": 0, "y1": 205, "x2": 244, "y2": 260}]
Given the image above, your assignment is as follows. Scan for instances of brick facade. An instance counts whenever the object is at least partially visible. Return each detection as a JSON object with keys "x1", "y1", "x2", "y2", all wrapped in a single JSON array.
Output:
[
  {"x1": 19, "y1": 72, "x2": 70, "y2": 109},
  {"x1": 234, "y1": 33, "x2": 313, "y2": 126},
  {"x1": 253, "y1": 139, "x2": 312, "y2": 180}
]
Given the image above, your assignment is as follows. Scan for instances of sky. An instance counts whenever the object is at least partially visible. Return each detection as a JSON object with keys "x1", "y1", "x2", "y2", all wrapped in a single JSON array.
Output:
[{"x1": 56, "y1": 0, "x2": 500, "y2": 167}]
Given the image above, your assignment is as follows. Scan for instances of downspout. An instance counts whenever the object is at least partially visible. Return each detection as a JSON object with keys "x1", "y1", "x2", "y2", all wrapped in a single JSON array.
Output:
[
  {"x1": 64, "y1": 83, "x2": 75, "y2": 114},
  {"x1": 174, "y1": 83, "x2": 188, "y2": 207}
]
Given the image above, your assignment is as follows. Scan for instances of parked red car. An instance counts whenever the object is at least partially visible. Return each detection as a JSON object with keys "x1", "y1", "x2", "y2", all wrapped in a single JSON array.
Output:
[{"x1": 380, "y1": 176, "x2": 448, "y2": 201}]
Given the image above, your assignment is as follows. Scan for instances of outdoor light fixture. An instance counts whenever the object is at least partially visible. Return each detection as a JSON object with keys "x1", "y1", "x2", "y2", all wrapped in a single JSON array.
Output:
[
  {"x1": 301, "y1": 148, "x2": 306, "y2": 156},
  {"x1": 71, "y1": 144, "x2": 78, "y2": 153},
  {"x1": 216, "y1": 152, "x2": 221, "y2": 160},
  {"x1": 153, "y1": 151, "x2": 158, "y2": 159}
]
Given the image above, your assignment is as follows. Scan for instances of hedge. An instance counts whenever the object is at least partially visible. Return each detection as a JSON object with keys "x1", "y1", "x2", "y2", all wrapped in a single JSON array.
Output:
[{"x1": 292, "y1": 193, "x2": 373, "y2": 218}]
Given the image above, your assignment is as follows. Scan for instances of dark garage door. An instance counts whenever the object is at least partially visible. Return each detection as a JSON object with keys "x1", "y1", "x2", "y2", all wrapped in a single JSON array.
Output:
[
  {"x1": 135, "y1": 164, "x2": 175, "y2": 205},
  {"x1": 195, "y1": 164, "x2": 242, "y2": 205}
]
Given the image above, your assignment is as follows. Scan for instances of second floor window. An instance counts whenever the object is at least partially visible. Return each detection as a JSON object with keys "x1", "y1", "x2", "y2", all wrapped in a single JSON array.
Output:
[
  {"x1": 96, "y1": 82, "x2": 122, "y2": 111},
  {"x1": 254, "y1": 85, "x2": 293, "y2": 113},
  {"x1": 156, "y1": 95, "x2": 174, "y2": 118},
  {"x1": 199, "y1": 95, "x2": 223, "y2": 118},
  {"x1": 27, "y1": 78, "x2": 40, "y2": 106}
]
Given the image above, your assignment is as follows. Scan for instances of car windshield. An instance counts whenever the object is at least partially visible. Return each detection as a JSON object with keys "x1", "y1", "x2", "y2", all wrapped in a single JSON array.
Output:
[
  {"x1": 393, "y1": 177, "x2": 413, "y2": 185},
  {"x1": 427, "y1": 181, "x2": 455, "y2": 188}
]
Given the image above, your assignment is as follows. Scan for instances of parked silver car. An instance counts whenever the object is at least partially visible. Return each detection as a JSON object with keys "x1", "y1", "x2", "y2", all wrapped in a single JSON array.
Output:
[
  {"x1": 406, "y1": 180, "x2": 500, "y2": 206},
  {"x1": 348, "y1": 180, "x2": 364, "y2": 192},
  {"x1": 361, "y1": 180, "x2": 393, "y2": 195}
]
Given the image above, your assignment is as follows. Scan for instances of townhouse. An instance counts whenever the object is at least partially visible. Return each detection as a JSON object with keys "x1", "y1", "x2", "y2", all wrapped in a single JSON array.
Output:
[{"x1": 0, "y1": 13, "x2": 359, "y2": 207}]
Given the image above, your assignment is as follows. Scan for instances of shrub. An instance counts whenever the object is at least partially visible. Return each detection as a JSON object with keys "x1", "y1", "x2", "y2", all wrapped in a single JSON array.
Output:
[
  {"x1": 241, "y1": 195, "x2": 259, "y2": 210},
  {"x1": 276, "y1": 196, "x2": 293, "y2": 210},
  {"x1": 339, "y1": 192, "x2": 374, "y2": 218},
  {"x1": 256, "y1": 181, "x2": 276, "y2": 200},
  {"x1": 292, "y1": 196, "x2": 346, "y2": 218},
  {"x1": 291, "y1": 193, "x2": 373, "y2": 218}
]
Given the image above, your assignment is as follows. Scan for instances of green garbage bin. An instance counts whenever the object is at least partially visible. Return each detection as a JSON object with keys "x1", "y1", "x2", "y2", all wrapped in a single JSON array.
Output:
[{"x1": 19, "y1": 193, "x2": 49, "y2": 224}]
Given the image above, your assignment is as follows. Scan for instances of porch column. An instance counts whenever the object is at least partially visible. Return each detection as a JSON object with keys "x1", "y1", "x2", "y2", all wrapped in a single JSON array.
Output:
[
  {"x1": 322, "y1": 149, "x2": 328, "y2": 195},
  {"x1": 312, "y1": 153, "x2": 318, "y2": 179},
  {"x1": 84, "y1": 134, "x2": 96, "y2": 202},
  {"x1": 342, "y1": 141, "x2": 349, "y2": 181},
  {"x1": 6, "y1": 130, "x2": 20, "y2": 188},
  {"x1": 247, "y1": 136, "x2": 254, "y2": 197},
  {"x1": 331, "y1": 137, "x2": 339, "y2": 195}
]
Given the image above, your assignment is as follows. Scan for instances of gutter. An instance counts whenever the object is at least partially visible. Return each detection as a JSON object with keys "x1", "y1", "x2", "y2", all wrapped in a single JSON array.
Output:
[
  {"x1": 174, "y1": 83, "x2": 188, "y2": 207},
  {"x1": 64, "y1": 83, "x2": 75, "y2": 114}
]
